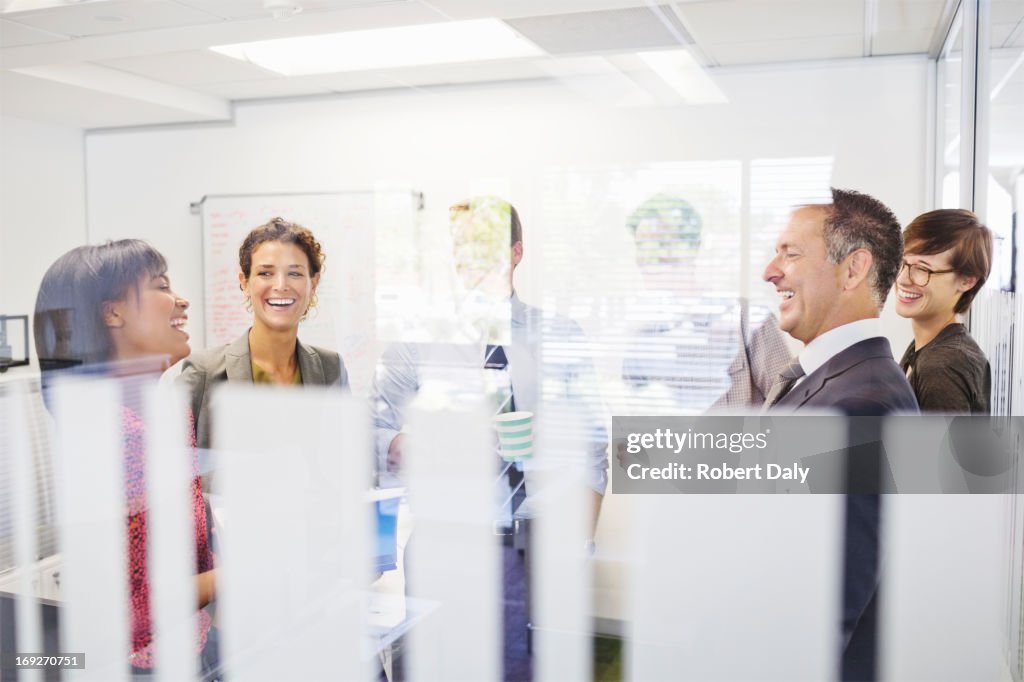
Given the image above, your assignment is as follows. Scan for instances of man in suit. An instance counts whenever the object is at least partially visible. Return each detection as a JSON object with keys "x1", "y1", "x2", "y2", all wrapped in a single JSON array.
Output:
[
  {"x1": 762, "y1": 188, "x2": 918, "y2": 681},
  {"x1": 372, "y1": 197, "x2": 607, "y2": 680},
  {"x1": 372, "y1": 197, "x2": 608, "y2": 520}
]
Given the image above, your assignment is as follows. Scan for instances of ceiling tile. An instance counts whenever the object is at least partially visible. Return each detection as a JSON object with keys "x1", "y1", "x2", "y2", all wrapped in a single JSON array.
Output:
[
  {"x1": 9, "y1": 0, "x2": 222, "y2": 38},
  {"x1": 99, "y1": 50, "x2": 277, "y2": 86},
  {"x1": 421, "y1": 1, "x2": 651, "y2": 20},
  {"x1": 675, "y1": 0, "x2": 863, "y2": 44},
  {"x1": 708, "y1": 34, "x2": 863, "y2": 65},
  {"x1": 0, "y1": 18, "x2": 67, "y2": 47},
  {"x1": 876, "y1": 0, "x2": 944, "y2": 32},
  {"x1": 175, "y1": 0, "x2": 413, "y2": 21}
]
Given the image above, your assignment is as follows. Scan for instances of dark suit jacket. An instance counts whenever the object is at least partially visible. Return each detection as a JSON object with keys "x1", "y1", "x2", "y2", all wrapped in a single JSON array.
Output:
[
  {"x1": 773, "y1": 336, "x2": 919, "y2": 416},
  {"x1": 178, "y1": 330, "x2": 349, "y2": 449},
  {"x1": 772, "y1": 336, "x2": 918, "y2": 682}
]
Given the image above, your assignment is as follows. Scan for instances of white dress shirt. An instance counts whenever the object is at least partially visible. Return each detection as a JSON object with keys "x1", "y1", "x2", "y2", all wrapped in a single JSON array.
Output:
[{"x1": 795, "y1": 318, "x2": 885, "y2": 386}]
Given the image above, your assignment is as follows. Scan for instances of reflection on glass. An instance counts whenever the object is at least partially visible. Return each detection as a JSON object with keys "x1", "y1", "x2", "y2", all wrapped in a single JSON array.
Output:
[
  {"x1": 940, "y1": 10, "x2": 963, "y2": 208},
  {"x1": 984, "y1": 3, "x2": 1024, "y2": 678},
  {"x1": 539, "y1": 162, "x2": 744, "y2": 415},
  {"x1": 536, "y1": 160, "x2": 834, "y2": 416},
  {"x1": 987, "y1": 16, "x2": 1024, "y2": 291}
]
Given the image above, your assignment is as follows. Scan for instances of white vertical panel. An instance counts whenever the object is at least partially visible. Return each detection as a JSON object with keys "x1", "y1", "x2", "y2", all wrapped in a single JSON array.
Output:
[
  {"x1": 629, "y1": 495, "x2": 842, "y2": 681},
  {"x1": 405, "y1": 401, "x2": 499, "y2": 682},
  {"x1": 925, "y1": 49, "x2": 937, "y2": 210},
  {"x1": 52, "y1": 376, "x2": 130, "y2": 681},
  {"x1": 961, "y1": 0, "x2": 979, "y2": 210},
  {"x1": 216, "y1": 384, "x2": 370, "y2": 681},
  {"x1": 4, "y1": 381, "x2": 42, "y2": 682},
  {"x1": 880, "y1": 495, "x2": 1006, "y2": 681},
  {"x1": 1015, "y1": 291, "x2": 1024, "y2": 417},
  {"x1": 972, "y1": 0, "x2": 991, "y2": 220},
  {"x1": 328, "y1": 393, "x2": 373, "y2": 679},
  {"x1": 532, "y1": 407, "x2": 590, "y2": 682},
  {"x1": 143, "y1": 383, "x2": 198, "y2": 682}
]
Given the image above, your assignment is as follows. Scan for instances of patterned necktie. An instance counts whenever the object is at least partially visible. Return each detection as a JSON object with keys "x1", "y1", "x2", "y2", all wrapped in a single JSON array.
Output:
[
  {"x1": 484, "y1": 344, "x2": 516, "y2": 413},
  {"x1": 762, "y1": 358, "x2": 806, "y2": 411}
]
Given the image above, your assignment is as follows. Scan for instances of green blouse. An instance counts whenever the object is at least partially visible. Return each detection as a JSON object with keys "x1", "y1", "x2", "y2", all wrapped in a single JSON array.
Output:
[{"x1": 251, "y1": 360, "x2": 302, "y2": 385}]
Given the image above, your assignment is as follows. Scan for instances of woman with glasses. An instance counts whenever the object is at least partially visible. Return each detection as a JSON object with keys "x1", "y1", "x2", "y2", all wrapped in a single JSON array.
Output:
[{"x1": 895, "y1": 209, "x2": 993, "y2": 412}]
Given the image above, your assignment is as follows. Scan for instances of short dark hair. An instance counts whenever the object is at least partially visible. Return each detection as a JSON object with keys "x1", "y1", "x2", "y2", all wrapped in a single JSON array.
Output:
[
  {"x1": 239, "y1": 217, "x2": 325, "y2": 280},
  {"x1": 903, "y1": 209, "x2": 993, "y2": 314},
  {"x1": 34, "y1": 240, "x2": 167, "y2": 371},
  {"x1": 822, "y1": 188, "x2": 903, "y2": 308},
  {"x1": 625, "y1": 194, "x2": 702, "y2": 250},
  {"x1": 449, "y1": 197, "x2": 522, "y2": 245}
]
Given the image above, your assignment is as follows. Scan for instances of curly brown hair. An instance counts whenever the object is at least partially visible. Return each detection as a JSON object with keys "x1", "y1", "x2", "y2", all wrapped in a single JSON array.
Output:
[{"x1": 238, "y1": 217, "x2": 325, "y2": 280}]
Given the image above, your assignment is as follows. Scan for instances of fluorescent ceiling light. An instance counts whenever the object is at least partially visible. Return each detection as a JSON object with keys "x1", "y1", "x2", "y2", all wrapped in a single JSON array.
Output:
[
  {"x1": 210, "y1": 19, "x2": 545, "y2": 76},
  {"x1": 637, "y1": 49, "x2": 728, "y2": 105}
]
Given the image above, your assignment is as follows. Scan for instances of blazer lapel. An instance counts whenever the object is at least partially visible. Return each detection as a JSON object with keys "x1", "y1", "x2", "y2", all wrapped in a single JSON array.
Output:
[
  {"x1": 783, "y1": 337, "x2": 893, "y2": 407},
  {"x1": 225, "y1": 331, "x2": 254, "y2": 382},
  {"x1": 784, "y1": 364, "x2": 831, "y2": 407},
  {"x1": 296, "y1": 339, "x2": 325, "y2": 385}
]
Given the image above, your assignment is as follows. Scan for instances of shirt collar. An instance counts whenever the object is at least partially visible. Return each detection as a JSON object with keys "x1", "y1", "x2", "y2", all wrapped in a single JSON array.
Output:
[
  {"x1": 510, "y1": 290, "x2": 526, "y2": 327},
  {"x1": 799, "y1": 318, "x2": 884, "y2": 377}
]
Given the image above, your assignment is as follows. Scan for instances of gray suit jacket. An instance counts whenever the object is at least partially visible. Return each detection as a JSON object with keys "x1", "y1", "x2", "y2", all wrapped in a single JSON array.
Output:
[{"x1": 179, "y1": 330, "x2": 348, "y2": 449}]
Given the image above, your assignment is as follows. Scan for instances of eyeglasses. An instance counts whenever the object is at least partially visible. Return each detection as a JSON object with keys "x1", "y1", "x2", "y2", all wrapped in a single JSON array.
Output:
[{"x1": 900, "y1": 261, "x2": 955, "y2": 286}]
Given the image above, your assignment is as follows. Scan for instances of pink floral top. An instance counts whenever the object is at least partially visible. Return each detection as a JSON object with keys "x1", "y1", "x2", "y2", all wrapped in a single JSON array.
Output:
[{"x1": 123, "y1": 407, "x2": 214, "y2": 669}]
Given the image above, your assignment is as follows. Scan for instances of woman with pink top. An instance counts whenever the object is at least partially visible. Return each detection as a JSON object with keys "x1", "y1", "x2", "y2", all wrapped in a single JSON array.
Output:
[{"x1": 34, "y1": 240, "x2": 219, "y2": 679}]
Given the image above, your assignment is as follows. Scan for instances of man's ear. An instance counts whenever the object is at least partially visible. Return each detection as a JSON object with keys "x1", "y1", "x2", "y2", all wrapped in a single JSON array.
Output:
[
  {"x1": 844, "y1": 248, "x2": 874, "y2": 291},
  {"x1": 104, "y1": 300, "x2": 126, "y2": 329},
  {"x1": 511, "y1": 241, "x2": 524, "y2": 268}
]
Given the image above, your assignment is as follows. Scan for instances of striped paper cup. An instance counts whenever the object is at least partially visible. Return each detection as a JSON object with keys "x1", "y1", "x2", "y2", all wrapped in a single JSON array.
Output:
[{"x1": 494, "y1": 411, "x2": 533, "y2": 460}]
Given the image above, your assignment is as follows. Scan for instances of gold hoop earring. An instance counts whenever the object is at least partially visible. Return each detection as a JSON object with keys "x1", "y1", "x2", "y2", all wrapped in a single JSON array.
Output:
[{"x1": 301, "y1": 294, "x2": 319, "y2": 322}]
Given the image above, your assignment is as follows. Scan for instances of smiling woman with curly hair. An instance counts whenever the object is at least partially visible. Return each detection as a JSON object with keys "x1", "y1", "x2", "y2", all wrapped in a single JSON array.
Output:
[{"x1": 179, "y1": 217, "x2": 349, "y2": 449}]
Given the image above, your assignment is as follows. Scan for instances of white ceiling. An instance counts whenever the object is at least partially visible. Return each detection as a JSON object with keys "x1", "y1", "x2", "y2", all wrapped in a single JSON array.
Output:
[{"x1": 0, "y1": 0, "x2": 1017, "y2": 130}]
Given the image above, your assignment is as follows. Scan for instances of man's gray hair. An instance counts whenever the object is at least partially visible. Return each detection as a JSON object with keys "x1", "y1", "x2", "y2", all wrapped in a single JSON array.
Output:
[{"x1": 821, "y1": 188, "x2": 904, "y2": 308}]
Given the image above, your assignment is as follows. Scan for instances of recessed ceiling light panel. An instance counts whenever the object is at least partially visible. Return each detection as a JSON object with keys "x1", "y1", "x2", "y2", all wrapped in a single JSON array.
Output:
[{"x1": 210, "y1": 19, "x2": 546, "y2": 76}]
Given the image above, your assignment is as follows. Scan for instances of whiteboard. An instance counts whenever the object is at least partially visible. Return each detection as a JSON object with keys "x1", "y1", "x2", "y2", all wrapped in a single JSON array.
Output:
[{"x1": 199, "y1": 191, "x2": 422, "y2": 395}]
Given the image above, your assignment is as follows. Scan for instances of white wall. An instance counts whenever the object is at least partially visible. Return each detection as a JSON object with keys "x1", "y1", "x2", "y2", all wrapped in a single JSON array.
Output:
[
  {"x1": 83, "y1": 56, "x2": 927, "y2": 359},
  {"x1": 0, "y1": 114, "x2": 87, "y2": 375}
]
